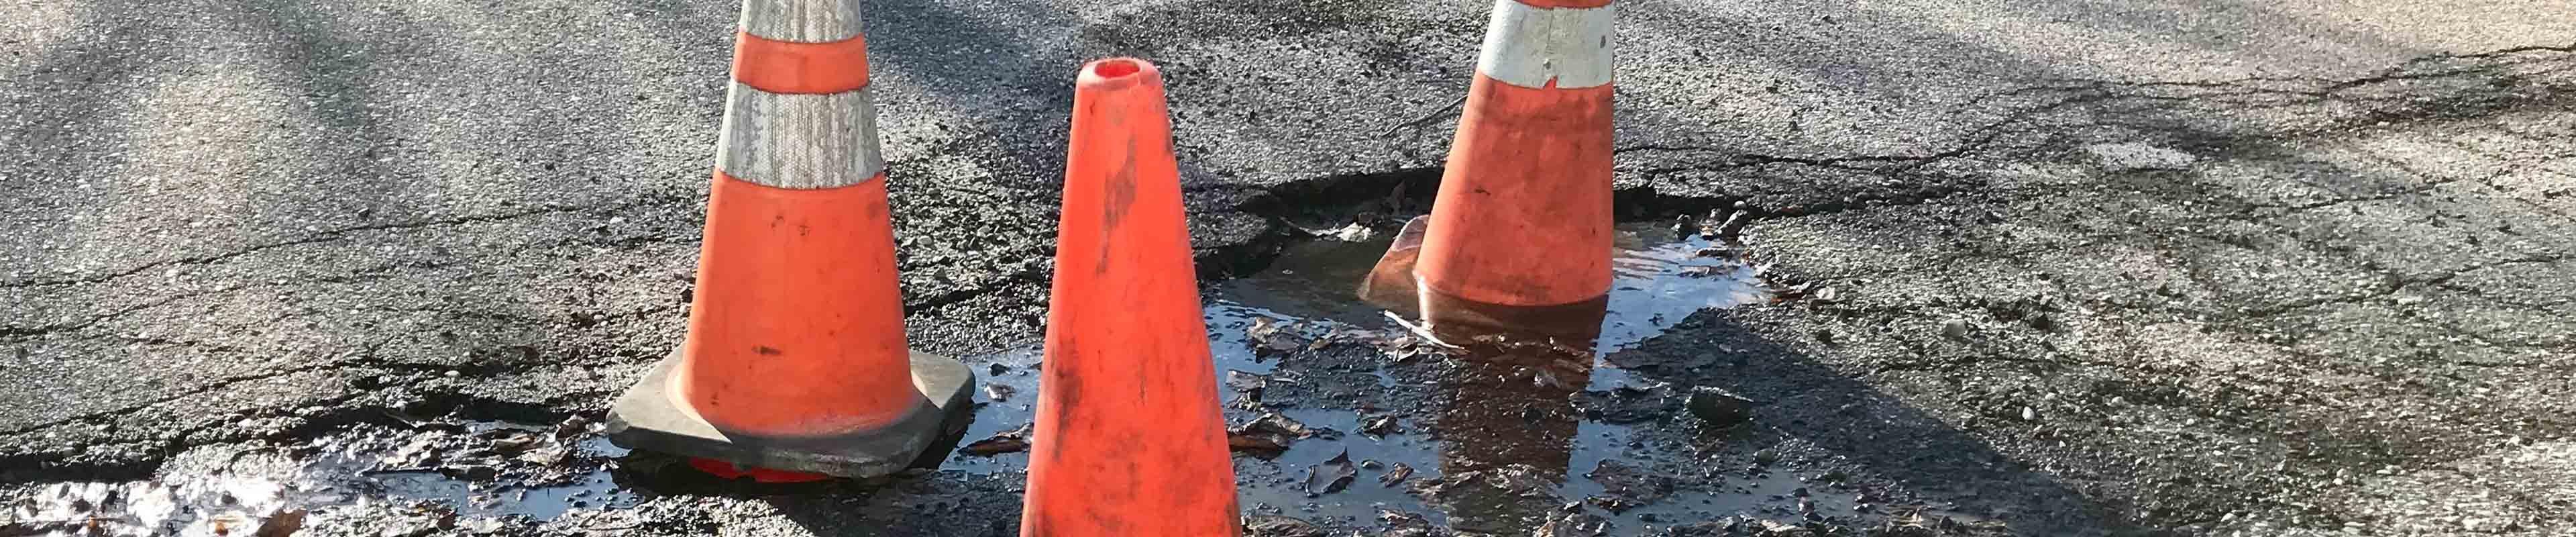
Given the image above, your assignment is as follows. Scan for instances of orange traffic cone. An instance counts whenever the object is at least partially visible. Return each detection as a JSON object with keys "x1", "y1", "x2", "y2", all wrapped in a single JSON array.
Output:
[
  {"x1": 605, "y1": 0, "x2": 973, "y2": 482},
  {"x1": 1019, "y1": 58, "x2": 1242, "y2": 536},
  {"x1": 1364, "y1": 0, "x2": 1618, "y2": 338}
]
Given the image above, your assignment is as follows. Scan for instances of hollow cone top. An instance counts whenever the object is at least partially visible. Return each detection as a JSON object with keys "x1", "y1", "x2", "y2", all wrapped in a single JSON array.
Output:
[
  {"x1": 1020, "y1": 58, "x2": 1243, "y2": 537},
  {"x1": 1077, "y1": 57, "x2": 1157, "y2": 92}
]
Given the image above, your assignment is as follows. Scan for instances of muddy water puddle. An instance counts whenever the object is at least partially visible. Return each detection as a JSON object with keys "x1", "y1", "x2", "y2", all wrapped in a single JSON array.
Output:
[
  {"x1": 948, "y1": 222, "x2": 1847, "y2": 533},
  {"x1": 11, "y1": 222, "x2": 1833, "y2": 535}
]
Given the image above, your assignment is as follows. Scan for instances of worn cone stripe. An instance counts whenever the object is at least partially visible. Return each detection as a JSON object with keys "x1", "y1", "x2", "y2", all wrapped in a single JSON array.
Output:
[
  {"x1": 715, "y1": 82, "x2": 885, "y2": 190},
  {"x1": 1020, "y1": 58, "x2": 1243, "y2": 537},
  {"x1": 1477, "y1": 0, "x2": 1615, "y2": 89},
  {"x1": 1414, "y1": 0, "x2": 1618, "y2": 307},
  {"x1": 733, "y1": 33, "x2": 872, "y2": 94},
  {"x1": 719, "y1": 0, "x2": 881, "y2": 189}
]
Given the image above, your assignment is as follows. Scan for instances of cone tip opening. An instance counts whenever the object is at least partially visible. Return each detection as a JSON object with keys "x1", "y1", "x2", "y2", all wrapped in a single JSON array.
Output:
[{"x1": 1077, "y1": 58, "x2": 1161, "y2": 91}]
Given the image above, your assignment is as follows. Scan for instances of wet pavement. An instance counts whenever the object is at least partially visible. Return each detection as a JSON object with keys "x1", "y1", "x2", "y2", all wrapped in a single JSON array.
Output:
[
  {"x1": 7, "y1": 221, "x2": 1954, "y2": 536},
  {"x1": 7, "y1": 419, "x2": 635, "y2": 536},
  {"x1": 7, "y1": 0, "x2": 2576, "y2": 533},
  {"x1": 948, "y1": 221, "x2": 1851, "y2": 534}
]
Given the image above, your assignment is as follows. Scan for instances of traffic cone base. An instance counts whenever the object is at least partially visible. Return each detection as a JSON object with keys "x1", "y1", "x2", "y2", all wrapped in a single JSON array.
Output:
[
  {"x1": 1419, "y1": 284, "x2": 1610, "y2": 341},
  {"x1": 1358, "y1": 217, "x2": 1609, "y2": 341},
  {"x1": 606, "y1": 347, "x2": 974, "y2": 479},
  {"x1": 688, "y1": 457, "x2": 834, "y2": 483}
]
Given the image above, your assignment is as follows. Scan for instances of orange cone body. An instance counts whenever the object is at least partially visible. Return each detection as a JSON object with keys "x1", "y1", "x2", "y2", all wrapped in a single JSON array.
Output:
[
  {"x1": 606, "y1": 0, "x2": 973, "y2": 483},
  {"x1": 1411, "y1": 0, "x2": 1619, "y2": 314},
  {"x1": 679, "y1": 0, "x2": 912, "y2": 444},
  {"x1": 682, "y1": 172, "x2": 914, "y2": 437},
  {"x1": 1020, "y1": 58, "x2": 1242, "y2": 537}
]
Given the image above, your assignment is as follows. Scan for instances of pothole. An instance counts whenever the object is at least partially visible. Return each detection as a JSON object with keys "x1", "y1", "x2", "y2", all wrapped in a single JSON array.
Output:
[
  {"x1": 938, "y1": 219, "x2": 1913, "y2": 534},
  {"x1": 9, "y1": 189, "x2": 1986, "y2": 535}
]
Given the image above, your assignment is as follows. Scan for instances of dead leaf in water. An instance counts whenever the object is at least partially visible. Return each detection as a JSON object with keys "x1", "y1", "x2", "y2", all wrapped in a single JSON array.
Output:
[
  {"x1": 959, "y1": 437, "x2": 1030, "y2": 456},
  {"x1": 1225, "y1": 370, "x2": 1267, "y2": 390},
  {"x1": 1242, "y1": 413, "x2": 1313, "y2": 438},
  {"x1": 1247, "y1": 318, "x2": 1280, "y2": 345},
  {"x1": 254, "y1": 509, "x2": 306, "y2": 537},
  {"x1": 1224, "y1": 370, "x2": 1268, "y2": 403},
  {"x1": 1360, "y1": 416, "x2": 1399, "y2": 436},
  {"x1": 1227, "y1": 413, "x2": 1310, "y2": 456},
  {"x1": 515, "y1": 445, "x2": 570, "y2": 467},
  {"x1": 550, "y1": 416, "x2": 595, "y2": 439},
  {"x1": 1305, "y1": 450, "x2": 1356, "y2": 495},
  {"x1": 1242, "y1": 515, "x2": 1326, "y2": 537},
  {"x1": 1379, "y1": 462, "x2": 1415, "y2": 487},
  {"x1": 1227, "y1": 431, "x2": 1291, "y2": 456},
  {"x1": 960, "y1": 424, "x2": 1032, "y2": 456},
  {"x1": 486, "y1": 432, "x2": 541, "y2": 454}
]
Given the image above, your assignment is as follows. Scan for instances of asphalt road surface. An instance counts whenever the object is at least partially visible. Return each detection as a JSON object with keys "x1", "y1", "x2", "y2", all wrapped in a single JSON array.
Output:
[{"x1": 3, "y1": 0, "x2": 2574, "y2": 534}]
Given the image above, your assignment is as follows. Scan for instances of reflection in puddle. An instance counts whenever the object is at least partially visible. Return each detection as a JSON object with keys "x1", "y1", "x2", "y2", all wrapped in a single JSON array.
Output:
[
  {"x1": 9, "y1": 223, "x2": 1792, "y2": 534},
  {"x1": 948, "y1": 222, "x2": 1798, "y2": 532},
  {"x1": 307, "y1": 420, "x2": 640, "y2": 519}
]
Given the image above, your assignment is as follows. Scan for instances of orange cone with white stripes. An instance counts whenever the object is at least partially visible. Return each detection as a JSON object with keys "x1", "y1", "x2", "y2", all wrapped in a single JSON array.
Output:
[
  {"x1": 605, "y1": 0, "x2": 974, "y2": 482},
  {"x1": 1019, "y1": 58, "x2": 1242, "y2": 536},
  {"x1": 1364, "y1": 0, "x2": 1617, "y2": 338}
]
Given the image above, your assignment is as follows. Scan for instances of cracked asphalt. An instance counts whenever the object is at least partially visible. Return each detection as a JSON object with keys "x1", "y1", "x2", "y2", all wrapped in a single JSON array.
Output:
[{"x1": 4, "y1": 0, "x2": 2575, "y2": 534}]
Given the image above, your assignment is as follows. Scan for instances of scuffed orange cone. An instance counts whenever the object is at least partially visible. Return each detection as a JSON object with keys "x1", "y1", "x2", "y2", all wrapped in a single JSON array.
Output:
[
  {"x1": 604, "y1": 0, "x2": 974, "y2": 482},
  {"x1": 1366, "y1": 0, "x2": 1617, "y2": 338},
  {"x1": 1020, "y1": 58, "x2": 1242, "y2": 537}
]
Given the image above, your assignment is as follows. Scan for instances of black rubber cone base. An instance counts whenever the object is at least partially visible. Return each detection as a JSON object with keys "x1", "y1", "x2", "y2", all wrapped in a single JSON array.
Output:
[{"x1": 604, "y1": 349, "x2": 976, "y2": 479}]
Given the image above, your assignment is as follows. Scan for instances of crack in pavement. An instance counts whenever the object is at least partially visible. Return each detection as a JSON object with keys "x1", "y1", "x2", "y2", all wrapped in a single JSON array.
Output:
[
  {"x1": 0, "y1": 339, "x2": 394, "y2": 437},
  {"x1": 0, "y1": 260, "x2": 458, "y2": 340},
  {"x1": 70, "y1": 334, "x2": 250, "y2": 354},
  {"x1": 0, "y1": 193, "x2": 694, "y2": 291},
  {"x1": 0, "y1": 328, "x2": 639, "y2": 442},
  {"x1": 1597, "y1": 44, "x2": 2572, "y2": 223},
  {"x1": 7, "y1": 43, "x2": 2573, "y2": 519},
  {"x1": 0, "y1": 285, "x2": 250, "y2": 338},
  {"x1": 1226, "y1": 44, "x2": 2575, "y2": 293}
]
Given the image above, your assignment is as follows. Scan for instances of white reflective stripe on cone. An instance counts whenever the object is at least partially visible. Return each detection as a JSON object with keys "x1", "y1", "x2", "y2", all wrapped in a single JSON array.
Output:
[
  {"x1": 1475, "y1": 0, "x2": 1615, "y2": 89},
  {"x1": 715, "y1": 81, "x2": 887, "y2": 189},
  {"x1": 739, "y1": 0, "x2": 865, "y2": 43}
]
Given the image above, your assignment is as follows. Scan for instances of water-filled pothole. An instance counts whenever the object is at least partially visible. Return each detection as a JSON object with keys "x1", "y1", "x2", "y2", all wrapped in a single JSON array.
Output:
[
  {"x1": 11, "y1": 218, "x2": 1882, "y2": 536},
  {"x1": 944, "y1": 220, "x2": 1856, "y2": 533}
]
